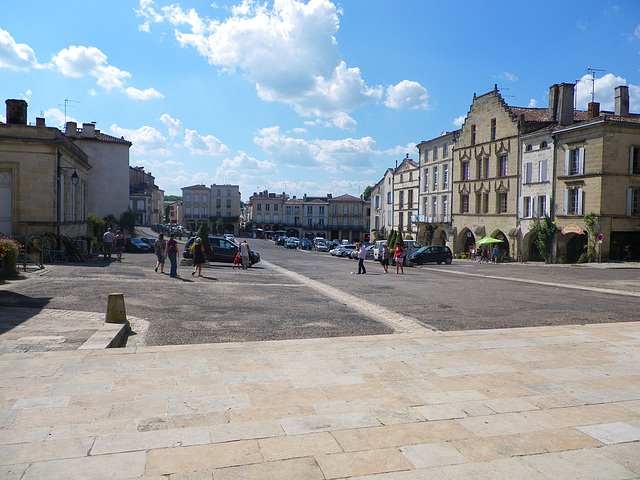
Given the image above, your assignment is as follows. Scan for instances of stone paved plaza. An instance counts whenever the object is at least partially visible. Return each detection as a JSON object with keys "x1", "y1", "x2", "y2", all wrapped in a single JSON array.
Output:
[{"x1": 1, "y1": 310, "x2": 640, "y2": 479}]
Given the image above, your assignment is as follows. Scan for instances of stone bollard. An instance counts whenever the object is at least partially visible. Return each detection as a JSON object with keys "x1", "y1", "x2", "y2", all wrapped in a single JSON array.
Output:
[{"x1": 105, "y1": 293, "x2": 128, "y2": 324}]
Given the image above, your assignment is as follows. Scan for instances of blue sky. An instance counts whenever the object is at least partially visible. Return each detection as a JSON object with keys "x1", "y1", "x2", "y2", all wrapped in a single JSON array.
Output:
[{"x1": 2, "y1": 0, "x2": 640, "y2": 198}]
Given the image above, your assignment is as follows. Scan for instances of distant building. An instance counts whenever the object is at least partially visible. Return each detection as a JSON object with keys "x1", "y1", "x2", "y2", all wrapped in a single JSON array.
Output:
[
  {"x1": 129, "y1": 166, "x2": 163, "y2": 226},
  {"x1": 181, "y1": 184, "x2": 241, "y2": 234}
]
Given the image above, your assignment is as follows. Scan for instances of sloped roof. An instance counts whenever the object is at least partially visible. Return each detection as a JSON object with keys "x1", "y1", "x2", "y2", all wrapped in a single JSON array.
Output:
[{"x1": 330, "y1": 194, "x2": 362, "y2": 201}]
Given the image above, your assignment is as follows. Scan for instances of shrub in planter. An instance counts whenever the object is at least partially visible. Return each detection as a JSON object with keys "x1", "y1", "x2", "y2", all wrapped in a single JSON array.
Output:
[{"x1": 0, "y1": 237, "x2": 20, "y2": 279}]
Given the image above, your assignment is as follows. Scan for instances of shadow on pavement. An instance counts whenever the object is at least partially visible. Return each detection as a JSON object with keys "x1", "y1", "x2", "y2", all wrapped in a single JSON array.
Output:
[{"x1": 0, "y1": 292, "x2": 52, "y2": 334}]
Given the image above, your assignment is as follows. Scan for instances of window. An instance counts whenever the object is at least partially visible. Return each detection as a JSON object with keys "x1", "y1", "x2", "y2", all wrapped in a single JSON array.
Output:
[
  {"x1": 442, "y1": 196, "x2": 448, "y2": 218},
  {"x1": 375, "y1": 216, "x2": 380, "y2": 230},
  {"x1": 216, "y1": 199, "x2": 221, "y2": 208},
  {"x1": 265, "y1": 213, "x2": 270, "y2": 223},
  {"x1": 399, "y1": 190, "x2": 404, "y2": 208},
  {"x1": 343, "y1": 205, "x2": 348, "y2": 214},
  {"x1": 265, "y1": 203, "x2": 270, "y2": 210},
  {"x1": 482, "y1": 193, "x2": 489, "y2": 214},
  {"x1": 462, "y1": 162, "x2": 470, "y2": 181},
  {"x1": 471, "y1": 125, "x2": 476, "y2": 145},
  {"x1": 354, "y1": 218, "x2": 359, "y2": 228},
  {"x1": 499, "y1": 155, "x2": 508, "y2": 177},
  {"x1": 202, "y1": 195, "x2": 207, "y2": 203},
  {"x1": 490, "y1": 118, "x2": 496, "y2": 141},
  {"x1": 226, "y1": 199, "x2": 231, "y2": 208},
  {"x1": 475, "y1": 193, "x2": 482, "y2": 214},
  {"x1": 185, "y1": 207, "x2": 191, "y2": 217},
  {"x1": 424, "y1": 168, "x2": 429, "y2": 191},
  {"x1": 256, "y1": 213, "x2": 262, "y2": 223},
  {"x1": 307, "y1": 218, "x2": 313, "y2": 228},
  {"x1": 354, "y1": 205, "x2": 359, "y2": 215},
  {"x1": 202, "y1": 207, "x2": 207, "y2": 217},
  {"x1": 540, "y1": 141, "x2": 548, "y2": 149},
  {"x1": 443, "y1": 143, "x2": 449, "y2": 157},
  {"x1": 194, "y1": 194, "x2": 198, "y2": 203},
  {"x1": 333, "y1": 204, "x2": 338, "y2": 214},
  {"x1": 319, "y1": 206, "x2": 325, "y2": 215},
  {"x1": 627, "y1": 188, "x2": 640, "y2": 215},
  {"x1": 256, "y1": 203, "x2": 261, "y2": 211},
  {"x1": 227, "y1": 189, "x2": 231, "y2": 196},
  {"x1": 274, "y1": 204, "x2": 278, "y2": 211},
  {"x1": 408, "y1": 189, "x2": 413, "y2": 209},
  {"x1": 537, "y1": 196, "x2": 547, "y2": 217},
  {"x1": 433, "y1": 167, "x2": 438, "y2": 190},
  {"x1": 186, "y1": 194, "x2": 191, "y2": 202},
  {"x1": 432, "y1": 197, "x2": 437, "y2": 217},
  {"x1": 343, "y1": 218, "x2": 348, "y2": 227},
  {"x1": 398, "y1": 212, "x2": 403, "y2": 231},
  {"x1": 216, "y1": 189, "x2": 221, "y2": 196},
  {"x1": 461, "y1": 194, "x2": 469, "y2": 213},
  {"x1": 307, "y1": 206, "x2": 313, "y2": 215},
  {"x1": 565, "y1": 188, "x2": 583, "y2": 215},
  {"x1": 374, "y1": 195, "x2": 381, "y2": 209},
  {"x1": 443, "y1": 165, "x2": 448, "y2": 189},
  {"x1": 273, "y1": 214, "x2": 279, "y2": 223},
  {"x1": 387, "y1": 211, "x2": 392, "y2": 226},
  {"x1": 433, "y1": 146, "x2": 438, "y2": 160},
  {"x1": 386, "y1": 192, "x2": 392, "y2": 204},
  {"x1": 539, "y1": 160, "x2": 548, "y2": 182},
  {"x1": 566, "y1": 148, "x2": 584, "y2": 175},
  {"x1": 630, "y1": 147, "x2": 640, "y2": 174},
  {"x1": 526, "y1": 144, "x2": 533, "y2": 152},
  {"x1": 498, "y1": 193, "x2": 508, "y2": 213},
  {"x1": 523, "y1": 197, "x2": 532, "y2": 218},
  {"x1": 523, "y1": 162, "x2": 533, "y2": 184}
]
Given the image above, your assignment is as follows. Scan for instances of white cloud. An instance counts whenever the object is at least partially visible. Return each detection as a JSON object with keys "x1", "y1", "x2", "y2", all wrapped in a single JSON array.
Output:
[
  {"x1": 183, "y1": 129, "x2": 230, "y2": 156},
  {"x1": 575, "y1": 73, "x2": 639, "y2": 111},
  {"x1": 0, "y1": 114, "x2": 5, "y2": 123},
  {"x1": 215, "y1": 151, "x2": 277, "y2": 179},
  {"x1": 0, "y1": 28, "x2": 38, "y2": 71},
  {"x1": 51, "y1": 46, "x2": 131, "y2": 90},
  {"x1": 139, "y1": 0, "x2": 384, "y2": 118},
  {"x1": 453, "y1": 115, "x2": 466, "y2": 128},
  {"x1": 253, "y1": 125, "x2": 379, "y2": 171},
  {"x1": 384, "y1": 80, "x2": 430, "y2": 110},
  {"x1": 160, "y1": 114, "x2": 183, "y2": 137},
  {"x1": 109, "y1": 124, "x2": 172, "y2": 156},
  {"x1": 21, "y1": 89, "x2": 32, "y2": 101},
  {"x1": 135, "y1": 159, "x2": 184, "y2": 171},
  {"x1": 125, "y1": 86, "x2": 164, "y2": 100},
  {"x1": 43, "y1": 108, "x2": 77, "y2": 129},
  {"x1": 528, "y1": 99, "x2": 538, "y2": 108},
  {"x1": 331, "y1": 112, "x2": 357, "y2": 130},
  {"x1": 497, "y1": 72, "x2": 518, "y2": 82}
]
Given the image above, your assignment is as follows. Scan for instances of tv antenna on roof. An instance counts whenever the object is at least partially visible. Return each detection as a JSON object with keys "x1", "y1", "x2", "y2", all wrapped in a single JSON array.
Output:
[
  {"x1": 58, "y1": 98, "x2": 80, "y2": 123},
  {"x1": 586, "y1": 67, "x2": 605, "y2": 103}
]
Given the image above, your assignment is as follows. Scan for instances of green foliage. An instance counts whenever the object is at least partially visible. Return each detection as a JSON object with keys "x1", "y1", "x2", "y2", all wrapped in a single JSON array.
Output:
[
  {"x1": 362, "y1": 186, "x2": 373, "y2": 201},
  {"x1": 387, "y1": 229, "x2": 397, "y2": 249},
  {"x1": 584, "y1": 212, "x2": 599, "y2": 262},
  {"x1": 87, "y1": 213, "x2": 105, "y2": 238},
  {"x1": 530, "y1": 214, "x2": 559, "y2": 263},
  {"x1": 119, "y1": 209, "x2": 138, "y2": 236},
  {"x1": 423, "y1": 225, "x2": 436, "y2": 246},
  {"x1": 0, "y1": 237, "x2": 20, "y2": 278},
  {"x1": 164, "y1": 195, "x2": 182, "y2": 201},
  {"x1": 195, "y1": 221, "x2": 211, "y2": 252},
  {"x1": 396, "y1": 230, "x2": 404, "y2": 247}
]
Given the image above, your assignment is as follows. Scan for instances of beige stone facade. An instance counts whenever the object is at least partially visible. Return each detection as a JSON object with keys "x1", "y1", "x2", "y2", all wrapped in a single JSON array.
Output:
[
  {"x1": 0, "y1": 101, "x2": 90, "y2": 239},
  {"x1": 393, "y1": 155, "x2": 420, "y2": 240},
  {"x1": 370, "y1": 168, "x2": 393, "y2": 238}
]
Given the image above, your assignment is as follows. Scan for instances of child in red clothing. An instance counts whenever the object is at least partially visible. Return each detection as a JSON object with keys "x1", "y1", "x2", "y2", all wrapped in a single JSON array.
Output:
[{"x1": 233, "y1": 253, "x2": 241, "y2": 269}]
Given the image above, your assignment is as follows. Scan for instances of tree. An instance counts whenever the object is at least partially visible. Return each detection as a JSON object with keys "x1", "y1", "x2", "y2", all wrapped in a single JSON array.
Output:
[
  {"x1": 195, "y1": 221, "x2": 211, "y2": 255},
  {"x1": 423, "y1": 225, "x2": 436, "y2": 246},
  {"x1": 362, "y1": 186, "x2": 373, "y2": 201},
  {"x1": 530, "y1": 214, "x2": 559, "y2": 263},
  {"x1": 119, "y1": 210, "x2": 137, "y2": 236},
  {"x1": 584, "y1": 212, "x2": 599, "y2": 262},
  {"x1": 164, "y1": 195, "x2": 182, "y2": 201}
]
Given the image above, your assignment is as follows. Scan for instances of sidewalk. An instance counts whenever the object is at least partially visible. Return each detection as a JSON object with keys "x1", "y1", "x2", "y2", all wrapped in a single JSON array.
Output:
[{"x1": 1, "y1": 315, "x2": 639, "y2": 479}]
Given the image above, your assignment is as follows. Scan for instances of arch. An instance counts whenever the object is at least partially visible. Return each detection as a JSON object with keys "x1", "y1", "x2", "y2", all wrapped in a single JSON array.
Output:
[
  {"x1": 488, "y1": 229, "x2": 510, "y2": 260},
  {"x1": 456, "y1": 227, "x2": 476, "y2": 256},
  {"x1": 432, "y1": 228, "x2": 448, "y2": 246},
  {"x1": 523, "y1": 229, "x2": 544, "y2": 262}
]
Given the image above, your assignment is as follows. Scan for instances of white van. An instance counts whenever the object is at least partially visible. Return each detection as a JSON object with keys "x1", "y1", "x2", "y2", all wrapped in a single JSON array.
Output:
[{"x1": 373, "y1": 240, "x2": 386, "y2": 261}]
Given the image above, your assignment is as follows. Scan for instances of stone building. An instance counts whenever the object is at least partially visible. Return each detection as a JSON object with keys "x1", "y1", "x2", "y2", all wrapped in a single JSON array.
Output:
[
  {"x1": 129, "y1": 166, "x2": 163, "y2": 226},
  {"x1": 181, "y1": 185, "x2": 211, "y2": 232},
  {"x1": 370, "y1": 168, "x2": 394, "y2": 237},
  {"x1": 0, "y1": 100, "x2": 90, "y2": 238},
  {"x1": 65, "y1": 121, "x2": 131, "y2": 221},
  {"x1": 415, "y1": 131, "x2": 458, "y2": 246},
  {"x1": 182, "y1": 184, "x2": 241, "y2": 235},
  {"x1": 248, "y1": 190, "x2": 289, "y2": 235},
  {"x1": 327, "y1": 194, "x2": 370, "y2": 243},
  {"x1": 451, "y1": 85, "x2": 553, "y2": 259},
  {"x1": 393, "y1": 154, "x2": 420, "y2": 240}
]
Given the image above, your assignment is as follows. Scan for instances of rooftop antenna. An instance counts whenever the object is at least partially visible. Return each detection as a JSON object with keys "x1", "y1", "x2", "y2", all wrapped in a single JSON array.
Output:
[
  {"x1": 586, "y1": 67, "x2": 605, "y2": 103},
  {"x1": 58, "y1": 98, "x2": 80, "y2": 123}
]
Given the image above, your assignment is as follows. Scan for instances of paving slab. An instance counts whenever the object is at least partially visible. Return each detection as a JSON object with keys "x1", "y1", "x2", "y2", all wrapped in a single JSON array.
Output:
[{"x1": 1, "y1": 320, "x2": 640, "y2": 478}]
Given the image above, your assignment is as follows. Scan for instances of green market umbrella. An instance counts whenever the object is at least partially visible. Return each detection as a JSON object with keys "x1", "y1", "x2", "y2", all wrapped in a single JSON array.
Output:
[{"x1": 476, "y1": 236, "x2": 504, "y2": 246}]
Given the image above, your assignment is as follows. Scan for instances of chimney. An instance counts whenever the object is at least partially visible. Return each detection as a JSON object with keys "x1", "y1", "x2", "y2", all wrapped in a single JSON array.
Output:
[
  {"x1": 588, "y1": 102, "x2": 600, "y2": 118},
  {"x1": 65, "y1": 122, "x2": 77, "y2": 137},
  {"x1": 548, "y1": 85, "x2": 559, "y2": 121},
  {"x1": 82, "y1": 123, "x2": 95, "y2": 138},
  {"x1": 5, "y1": 99, "x2": 27, "y2": 125},
  {"x1": 557, "y1": 83, "x2": 575, "y2": 126},
  {"x1": 36, "y1": 117, "x2": 46, "y2": 127},
  {"x1": 615, "y1": 85, "x2": 629, "y2": 117}
]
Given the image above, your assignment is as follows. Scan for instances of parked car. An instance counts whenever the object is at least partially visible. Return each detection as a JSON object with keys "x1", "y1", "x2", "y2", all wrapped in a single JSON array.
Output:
[
  {"x1": 140, "y1": 237, "x2": 156, "y2": 248},
  {"x1": 300, "y1": 238, "x2": 313, "y2": 250},
  {"x1": 350, "y1": 245, "x2": 373, "y2": 259},
  {"x1": 315, "y1": 241, "x2": 329, "y2": 252},
  {"x1": 285, "y1": 237, "x2": 299, "y2": 249},
  {"x1": 125, "y1": 238, "x2": 152, "y2": 253},
  {"x1": 276, "y1": 236, "x2": 287, "y2": 246},
  {"x1": 407, "y1": 245, "x2": 453, "y2": 265},
  {"x1": 224, "y1": 234, "x2": 235, "y2": 243},
  {"x1": 183, "y1": 236, "x2": 260, "y2": 266},
  {"x1": 373, "y1": 240, "x2": 386, "y2": 261},
  {"x1": 333, "y1": 244, "x2": 356, "y2": 257}
]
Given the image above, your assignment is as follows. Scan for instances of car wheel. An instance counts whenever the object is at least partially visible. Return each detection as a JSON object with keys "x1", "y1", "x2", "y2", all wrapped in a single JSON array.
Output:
[{"x1": 445, "y1": 257, "x2": 452, "y2": 265}]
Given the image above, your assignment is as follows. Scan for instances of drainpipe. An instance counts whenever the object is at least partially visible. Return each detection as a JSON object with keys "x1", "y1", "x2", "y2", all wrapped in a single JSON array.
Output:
[
  {"x1": 56, "y1": 148, "x2": 61, "y2": 236},
  {"x1": 550, "y1": 133, "x2": 558, "y2": 263}
]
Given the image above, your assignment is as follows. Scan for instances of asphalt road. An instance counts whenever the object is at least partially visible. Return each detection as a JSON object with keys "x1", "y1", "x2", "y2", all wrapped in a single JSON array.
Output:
[{"x1": 1, "y1": 231, "x2": 639, "y2": 346}]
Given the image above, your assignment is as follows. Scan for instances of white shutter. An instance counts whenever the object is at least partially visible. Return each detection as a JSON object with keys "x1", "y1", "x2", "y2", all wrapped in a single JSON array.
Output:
[
  {"x1": 540, "y1": 160, "x2": 547, "y2": 182},
  {"x1": 518, "y1": 197, "x2": 523, "y2": 218},
  {"x1": 532, "y1": 196, "x2": 538, "y2": 217},
  {"x1": 627, "y1": 188, "x2": 633, "y2": 216},
  {"x1": 578, "y1": 148, "x2": 585, "y2": 175},
  {"x1": 524, "y1": 163, "x2": 532, "y2": 184},
  {"x1": 577, "y1": 188, "x2": 584, "y2": 216},
  {"x1": 564, "y1": 150, "x2": 570, "y2": 176},
  {"x1": 563, "y1": 189, "x2": 569, "y2": 215},
  {"x1": 544, "y1": 195, "x2": 550, "y2": 215}
]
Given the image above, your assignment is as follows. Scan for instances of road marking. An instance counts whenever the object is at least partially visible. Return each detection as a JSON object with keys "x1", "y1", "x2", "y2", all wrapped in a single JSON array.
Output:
[
  {"x1": 421, "y1": 267, "x2": 640, "y2": 297},
  {"x1": 261, "y1": 260, "x2": 432, "y2": 334}
]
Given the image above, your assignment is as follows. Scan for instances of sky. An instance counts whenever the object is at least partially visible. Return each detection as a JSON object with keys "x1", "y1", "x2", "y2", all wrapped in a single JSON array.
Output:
[{"x1": 2, "y1": 1, "x2": 640, "y2": 198}]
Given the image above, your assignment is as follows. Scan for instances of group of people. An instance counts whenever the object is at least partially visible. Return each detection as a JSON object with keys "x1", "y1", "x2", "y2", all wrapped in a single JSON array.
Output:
[
  {"x1": 357, "y1": 241, "x2": 406, "y2": 275},
  {"x1": 153, "y1": 233, "x2": 179, "y2": 277},
  {"x1": 101, "y1": 228, "x2": 126, "y2": 262},
  {"x1": 470, "y1": 245, "x2": 502, "y2": 264}
]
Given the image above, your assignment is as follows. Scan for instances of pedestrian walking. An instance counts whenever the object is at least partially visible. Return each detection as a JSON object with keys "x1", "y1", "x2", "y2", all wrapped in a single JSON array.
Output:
[
  {"x1": 114, "y1": 230, "x2": 125, "y2": 262},
  {"x1": 356, "y1": 242, "x2": 367, "y2": 274},
  {"x1": 394, "y1": 243, "x2": 405, "y2": 274},
  {"x1": 380, "y1": 243, "x2": 390, "y2": 273},
  {"x1": 191, "y1": 237, "x2": 205, "y2": 276},
  {"x1": 239, "y1": 240, "x2": 252, "y2": 269},
  {"x1": 102, "y1": 228, "x2": 114, "y2": 262},
  {"x1": 166, "y1": 233, "x2": 179, "y2": 277},
  {"x1": 492, "y1": 245, "x2": 500, "y2": 264},
  {"x1": 482, "y1": 247, "x2": 489, "y2": 264},
  {"x1": 154, "y1": 233, "x2": 166, "y2": 273}
]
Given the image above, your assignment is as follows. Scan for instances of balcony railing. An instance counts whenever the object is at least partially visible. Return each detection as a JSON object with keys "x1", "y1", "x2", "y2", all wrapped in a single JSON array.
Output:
[{"x1": 412, "y1": 214, "x2": 450, "y2": 224}]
